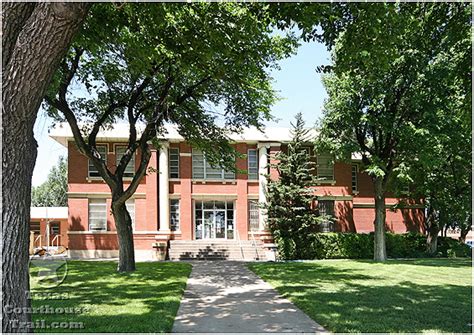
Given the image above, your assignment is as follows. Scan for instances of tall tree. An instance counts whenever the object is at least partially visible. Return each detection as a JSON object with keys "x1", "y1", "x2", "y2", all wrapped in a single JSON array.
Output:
[
  {"x1": 32, "y1": 157, "x2": 68, "y2": 207},
  {"x1": 44, "y1": 3, "x2": 295, "y2": 272},
  {"x1": 264, "y1": 113, "x2": 321, "y2": 260},
  {"x1": 316, "y1": 3, "x2": 471, "y2": 261},
  {"x1": 2, "y1": 3, "x2": 90, "y2": 332}
]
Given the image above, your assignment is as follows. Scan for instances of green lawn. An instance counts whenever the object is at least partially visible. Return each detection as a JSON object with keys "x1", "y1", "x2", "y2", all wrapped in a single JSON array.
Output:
[
  {"x1": 30, "y1": 261, "x2": 191, "y2": 332},
  {"x1": 249, "y1": 258, "x2": 472, "y2": 333}
]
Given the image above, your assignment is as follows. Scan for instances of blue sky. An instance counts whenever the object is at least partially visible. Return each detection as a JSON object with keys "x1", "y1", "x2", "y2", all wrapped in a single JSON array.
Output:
[{"x1": 31, "y1": 41, "x2": 330, "y2": 186}]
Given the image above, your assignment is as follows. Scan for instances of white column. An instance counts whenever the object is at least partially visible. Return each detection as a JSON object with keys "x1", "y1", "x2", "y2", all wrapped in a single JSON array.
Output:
[
  {"x1": 159, "y1": 142, "x2": 170, "y2": 232},
  {"x1": 258, "y1": 144, "x2": 268, "y2": 231}
]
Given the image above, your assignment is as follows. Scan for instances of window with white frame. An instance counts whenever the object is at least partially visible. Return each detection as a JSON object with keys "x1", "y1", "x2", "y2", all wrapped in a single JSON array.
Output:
[
  {"x1": 88, "y1": 198, "x2": 107, "y2": 231},
  {"x1": 247, "y1": 149, "x2": 258, "y2": 180},
  {"x1": 317, "y1": 152, "x2": 334, "y2": 180},
  {"x1": 170, "y1": 199, "x2": 180, "y2": 231},
  {"x1": 88, "y1": 145, "x2": 107, "y2": 177},
  {"x1": 192, "y1": 149, "x2": 235, "y2": 180},
  {"x1": 351, "y1": 164, "x2": 358, "y2": 193},
  {"x1": 248, "y1": 200, "x2": 259, "y2": 231},
  {"x1": 115, "y1": 146, "x2": 135, "y2": 178},
  {"x1": 318, "y1": 200, "x2": 335, "y2": 232},
  {"x1": 125, "y1": 199, "x2": 135, "y2": 230},
  {"x1": 169, "y1": 148, "x2": 180, "y2": 179}
]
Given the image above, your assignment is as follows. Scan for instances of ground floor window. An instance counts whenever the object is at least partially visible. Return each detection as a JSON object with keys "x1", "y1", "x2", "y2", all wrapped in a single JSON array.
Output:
[
  {"x1": 318, "y1": 200, "x2": 335, "y2": 232},
  {"x1": 30, "y1": 221, "x2": 40, "y2": 234},
  {"x1": 89, "y1": 198, "x2": 107, "y2": 231},
  {"x1": 194, "y1": 201, "x2": 234, "y2": 239},
  {"x1": 170, "y1": 199, "x2": 180, "y2": 231},
  {"x1": 248, "y1": 200, "x2": 259, "y2": 231}
]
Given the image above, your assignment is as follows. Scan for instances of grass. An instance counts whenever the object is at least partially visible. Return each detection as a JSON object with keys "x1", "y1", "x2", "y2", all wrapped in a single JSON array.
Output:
[
  {"x1": 30, "y1": 260, "x2": 191, "y2": 332},
  {"x1": 249, "y1": 258, "x2": 472, "y2": 333}
]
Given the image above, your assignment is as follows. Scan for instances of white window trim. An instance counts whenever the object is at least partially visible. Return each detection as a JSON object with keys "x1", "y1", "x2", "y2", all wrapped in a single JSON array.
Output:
[
  {"x1": 192, "y1": 149, "x2": 235, "y2": 181},
  {"x1": 88, "y1": 144, "x2": 109, "y2": 178},
  {"x1": 114, "y1": 144, "x2": 136, "y2": 178},
  {"x1": 351, "y1": 164, "x2": 359, "y2": 194},
  {"x1": 169, "y1": 147, "x2": 180, "y2": 179},
  {"x1": 247, "y1": 149, "x2": 258, "y2": 181},
  {"x1": 170, "y1": 199, "x2": 180, "y2": 231},
  {"x1": 88, "y1": 198, "x2": 107, "y2": 232},
  {"x1": 316, "y1": 152, "x2": 335, "y2": 181}
]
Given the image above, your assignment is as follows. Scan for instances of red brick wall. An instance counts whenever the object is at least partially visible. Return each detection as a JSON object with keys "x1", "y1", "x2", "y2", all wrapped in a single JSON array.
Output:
[{"x1": 66, "y1": 139, "x2": 425, "y2": 252}]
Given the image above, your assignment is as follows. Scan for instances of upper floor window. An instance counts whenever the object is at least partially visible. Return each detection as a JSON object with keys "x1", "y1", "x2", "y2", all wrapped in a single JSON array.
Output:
[
  {"x1": 192, "y1": 149, "x2": 235, "y2": 180},
  {"x1": 125, "y1": 199, "x2": 135, "y2": 230},
  {"x1": 351, "y1": 164, "x2": 358, "y2": 193},
  {"x1": 88, "y1": 145, "x2": 107, "y2": 178},
  {"x1": 318, "y1": 200, "x2": 335, "y2": 232},
  {"x1": 169, "y1": 148, "x2": 180, "y2": 179},
  {"x1": 170, "y1": 199, "x2": 180, "y2": 231},
  {"x1": 116, "y1": 146, "x2": 135, "y2": 178},
  {"x1": 88, "y1": 198, "x2": 107, "y2": 231},
  {"x1": 317, "y1": 152, "x2": 334, "y2": 180},
  {"x1": 247, "y1": 149, "x2": 258, "y2": 180}
]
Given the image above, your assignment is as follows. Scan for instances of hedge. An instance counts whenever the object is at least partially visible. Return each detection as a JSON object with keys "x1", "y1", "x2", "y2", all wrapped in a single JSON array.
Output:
[{"x1": 289, "y1": 232, "x2": 471, "y2": 260}]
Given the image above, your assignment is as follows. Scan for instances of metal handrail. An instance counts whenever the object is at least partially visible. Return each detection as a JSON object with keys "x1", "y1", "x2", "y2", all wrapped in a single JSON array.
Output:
[
  {"x1": 51, "y1": 235, "x2": 60, "y2": 249},
  {"x1": 250, "y1": 231, "x2": 260, "y2": 261},
  {"x1": 34, "y1": 234, "x2": 42, "y2": 248},
  {"x1": 235, "y1": 230, "x2": 245, "y2": 260}
]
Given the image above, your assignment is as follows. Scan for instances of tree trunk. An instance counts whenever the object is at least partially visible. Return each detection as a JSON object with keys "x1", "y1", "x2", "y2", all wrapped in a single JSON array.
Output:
[
  {"x1": 425, "y1": 205, "x2": 440, "y2": 255},
  {"x1": 459, "y1": 227, "x2": 470, "y2": 243},
  {"x1": 373, "y1": 177, "x2": 387, "y2": 261},
  {"x1": 2, "y1": 3, "x2": 90, "y2": 332},
  {"x1": 112, "y1": 201, "x2": 136, "y2": 272},
  {"x1": 426, "y1": 226, "x2": 440, "y2": 255}
]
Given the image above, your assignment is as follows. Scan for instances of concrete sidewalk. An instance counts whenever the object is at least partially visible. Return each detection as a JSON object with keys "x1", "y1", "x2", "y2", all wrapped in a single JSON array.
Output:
[{"x1": 172, "y1": 261, "x2": 327, "y2": 333}]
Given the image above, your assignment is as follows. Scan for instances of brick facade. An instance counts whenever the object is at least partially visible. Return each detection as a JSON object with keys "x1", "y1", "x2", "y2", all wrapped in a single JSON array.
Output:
[{"x1": 55, "y1": 130, "x2": 424, "y2": 260}]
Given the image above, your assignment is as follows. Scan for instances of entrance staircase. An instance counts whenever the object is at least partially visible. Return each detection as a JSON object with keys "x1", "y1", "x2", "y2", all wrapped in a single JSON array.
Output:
[{"x1": 168, "y1": 240, "x2": 268, "y2": 261}]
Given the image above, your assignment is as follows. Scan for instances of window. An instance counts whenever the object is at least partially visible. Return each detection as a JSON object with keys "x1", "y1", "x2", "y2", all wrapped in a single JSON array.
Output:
[
  {"x1": 126, "y1": 199, "x2": 135, "y2": 230},
  {"x1": 194, "y1": 201, "x2": 234, "y2": 239},
  {"x1": 318, "y1": 200, "x2": 335, "y2": 232},
  {"x1": 192, "y1": 149, "x2": 235, "y2": 180},
  {"x1": 248, "y1": 149, "x2": 258, "y2": 180},
  {"x1": 317, "y1": 152, "x2": 334, "y2": 180},
  {"x1": 169, "y1": 148, "x2": 180, "y2": 178},
  {"x1": 88, "y1": 145, "x2": 107, "y2": 177},
  {"x1": 115, "y1": 146, "x2": 135, "y2": 178},
  {"x1": 50, "y1": 222, "x2": 60, "y2": 235},
  {"x1": 30, "y1": 221, "x2": 40, "y2": 234},
  {"x1": 88, "y1": 199, "x2": 107, "y2": 231},
  {"x1": 170, "y1": 199, "x2": 180, "y2": 231},
  {"x1": 248, "y1": 200, "x2": 259, "y2": 231},
  {"x1": 351, "y1": 164, "x2": 358, "y2": 193}
]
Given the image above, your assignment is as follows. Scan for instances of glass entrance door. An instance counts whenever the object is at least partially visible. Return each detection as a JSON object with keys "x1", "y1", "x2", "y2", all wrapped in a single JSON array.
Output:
[
  {"x1": 195, "y1": 201, "x2": 234, "y2": 240},
  {"x1": 202, "y1": 210, "x2": 226, "y2": 239},
  {"x1": 203, "y1": 211, "x2": 215, "y2": 239}
]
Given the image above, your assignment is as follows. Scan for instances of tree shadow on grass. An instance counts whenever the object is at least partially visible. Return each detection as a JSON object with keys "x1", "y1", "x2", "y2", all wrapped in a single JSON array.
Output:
[
  {"x1": 249, "y1": 261, "x2": 472, "y2": 333},
  {"x1": 30, "y1": 261, "x2": 192, "y2": 333},
  {"x1": 353, "y1": 258, "x2": 472, "y2": 268}
]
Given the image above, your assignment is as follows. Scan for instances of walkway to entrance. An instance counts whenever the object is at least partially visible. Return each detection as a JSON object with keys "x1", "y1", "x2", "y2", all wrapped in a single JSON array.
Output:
[{"x1": 172, "y1": 261, "x2": 327, "y2": 333}]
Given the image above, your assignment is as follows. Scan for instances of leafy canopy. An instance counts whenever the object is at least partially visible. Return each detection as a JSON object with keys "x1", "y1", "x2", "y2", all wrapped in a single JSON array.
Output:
[
  {"x1": 46, "y1": 3, "x2": 296, "y2": 168},
  {"x1": 32, "y1": 156, "x2": 68, "y2": 207}
]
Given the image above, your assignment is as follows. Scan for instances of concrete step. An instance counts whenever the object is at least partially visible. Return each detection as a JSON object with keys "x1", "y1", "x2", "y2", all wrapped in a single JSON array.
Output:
[{"x1": 168, "y1": 240, "x2": 267, "y2": 261}]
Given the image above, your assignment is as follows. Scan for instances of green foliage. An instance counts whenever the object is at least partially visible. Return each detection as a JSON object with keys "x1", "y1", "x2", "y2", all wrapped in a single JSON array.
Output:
[
  {"x1": 264, "y1": 113, "x2": 322, "y2": 260},
  {"x1": 313, "y1": 3, "x2": 471, "y2": 258},
  {"x1": 294, "y1": 232, "x2": 471, "y2": 260},
  {"x1": 31, "y1": 157, "x2": 68, "y2": 207},
  {"x1": 45, "y1": 3, "x2": 297, "y2": 168}
]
